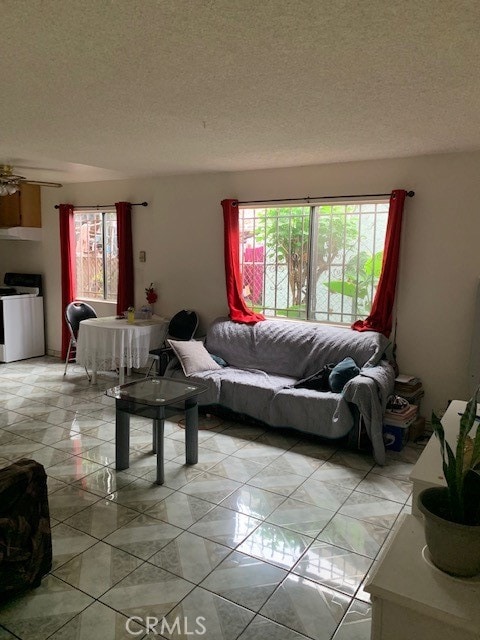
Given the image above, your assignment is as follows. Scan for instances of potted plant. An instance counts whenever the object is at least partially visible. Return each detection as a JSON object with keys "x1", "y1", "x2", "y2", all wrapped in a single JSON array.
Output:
[{"x1": 418, "y1": 389, "x2": 480, "y2": 577}]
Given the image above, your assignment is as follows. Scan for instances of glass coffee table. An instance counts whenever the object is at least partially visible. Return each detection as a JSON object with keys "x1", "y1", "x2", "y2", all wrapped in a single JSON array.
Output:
[{"x1": 106, "y1": 377, "x2": 207, "y2": 485}]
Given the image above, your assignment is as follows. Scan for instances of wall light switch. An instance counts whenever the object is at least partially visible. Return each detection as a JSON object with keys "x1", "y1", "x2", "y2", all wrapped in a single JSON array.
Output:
[{"x1": 139, "y1": 251, "x2": 146, "y2": 262}]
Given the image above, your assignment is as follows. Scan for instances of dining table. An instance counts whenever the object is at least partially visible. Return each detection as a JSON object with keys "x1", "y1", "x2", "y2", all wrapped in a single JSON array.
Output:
[{"x1": 76, "y1": 315, "x2": 169, "y2": 384}]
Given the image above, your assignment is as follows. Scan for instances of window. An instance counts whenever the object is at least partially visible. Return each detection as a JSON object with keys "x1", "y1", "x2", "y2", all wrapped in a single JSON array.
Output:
[
  {"x1": 239, "y1": 199, "x2": 389, "y2": 325},
  {"x1": 74, "y1": 209, "x2": 118, "y2": 301}
]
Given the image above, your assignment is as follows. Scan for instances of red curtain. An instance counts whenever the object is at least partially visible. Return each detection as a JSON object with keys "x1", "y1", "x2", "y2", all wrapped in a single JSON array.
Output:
[
  {"x1": 222, "y1": 199, "x2": 265, "y2": 324},
  {"x1": 115, "y1": 202, "x2": 134, "y2": 315},
  {"x1": 59, "y1": 204, "x2": 76, "y2": 360},
  {"x1": 352, "y1": 189, "x2": 407, "y2": 337}
]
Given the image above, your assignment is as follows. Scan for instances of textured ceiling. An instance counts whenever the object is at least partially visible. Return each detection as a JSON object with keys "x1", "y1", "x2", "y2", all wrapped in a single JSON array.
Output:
[{"x1": 1, "y1": 0, "x2": 479, "y2": 183}]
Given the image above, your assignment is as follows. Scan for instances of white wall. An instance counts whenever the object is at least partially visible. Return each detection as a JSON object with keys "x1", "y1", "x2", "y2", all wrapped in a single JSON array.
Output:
[{"x1": 2, "y1": 150, "x2": 479, "y2": 418}]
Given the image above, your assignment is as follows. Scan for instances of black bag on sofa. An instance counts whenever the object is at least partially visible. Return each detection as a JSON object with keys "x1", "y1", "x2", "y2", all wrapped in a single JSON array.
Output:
[
  {"x1": 0, "y1": 459, "x2": 52, "y2": 601},
  {"x1": 294, "y1": 363, "x2": 335, "y2": 391}
]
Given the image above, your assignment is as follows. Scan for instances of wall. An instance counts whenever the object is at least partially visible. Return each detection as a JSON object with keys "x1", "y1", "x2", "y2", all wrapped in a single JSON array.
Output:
[{"x1": 1, "y1": 150, "x2": 479, "y2": 418}]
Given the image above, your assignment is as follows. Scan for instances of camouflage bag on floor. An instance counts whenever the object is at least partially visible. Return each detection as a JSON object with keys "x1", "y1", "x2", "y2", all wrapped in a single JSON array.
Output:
[{"x1": 0, "y1": 459, "x2": 52, "y2": 601}]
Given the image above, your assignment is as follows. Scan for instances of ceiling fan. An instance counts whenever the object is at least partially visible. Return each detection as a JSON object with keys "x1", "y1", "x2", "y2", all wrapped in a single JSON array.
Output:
[{"x1": 0, "y1": 164, "x2": 63, "y2": 196}]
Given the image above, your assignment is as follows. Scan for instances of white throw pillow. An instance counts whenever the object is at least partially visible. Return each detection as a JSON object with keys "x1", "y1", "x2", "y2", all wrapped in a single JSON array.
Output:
[{"x1": 167, "y1": 339, "x2": 222, "y2": 376}]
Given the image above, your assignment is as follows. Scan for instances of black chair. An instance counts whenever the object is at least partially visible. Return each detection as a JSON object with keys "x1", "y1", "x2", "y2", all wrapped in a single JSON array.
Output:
[
  {"x1": 63, "y1": 301, "x2": 97, "y2": 380},
  {"x1": 146, "y1": 309, "x2": 199, "y2": 377}
]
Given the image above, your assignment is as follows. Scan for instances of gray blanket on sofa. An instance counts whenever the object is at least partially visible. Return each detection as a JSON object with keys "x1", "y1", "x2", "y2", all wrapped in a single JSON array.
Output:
[
  {"x1": 206, "y1": 317, "x2": 390, "y2": 376},
  {"x1": 341, "y1": 361, "x2": 395, "y2": 465},
  {"x1": 166, "y1": 317, "x2": 394, "y2": 463}
]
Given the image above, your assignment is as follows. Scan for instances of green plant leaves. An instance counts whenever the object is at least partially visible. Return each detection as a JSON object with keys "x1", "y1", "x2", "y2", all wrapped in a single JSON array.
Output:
[
  {"x1": 472, "y1": 416, "x2": 480, "y2": 470},
  {"x1": 364, "y1": 251, "x2": 384, "y2": 278},
  {"x1": 324, "y1": 281, "x2": 358, "y2": 298},
  {"x1": 431, "y1": 387, "x2": 480, "y2": 523}
]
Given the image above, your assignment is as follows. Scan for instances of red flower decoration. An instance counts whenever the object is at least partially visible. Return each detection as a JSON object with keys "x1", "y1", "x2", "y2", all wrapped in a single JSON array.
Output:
[{"x1": 145, "y1": 283, "x2": 158, "y2": 304}]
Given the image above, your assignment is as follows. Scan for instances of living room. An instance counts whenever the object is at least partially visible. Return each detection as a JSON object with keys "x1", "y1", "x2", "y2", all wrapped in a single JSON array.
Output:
[
  {"x1": 0, "y1": 2, "x2": 479, "y2": 639},
  {"x1": 2, "y1": 150, "x2": 479, "y2": 420}
]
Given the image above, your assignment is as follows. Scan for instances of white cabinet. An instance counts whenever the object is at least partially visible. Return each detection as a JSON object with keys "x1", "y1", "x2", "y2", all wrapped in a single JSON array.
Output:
[
  {"x1": 366, "y1": 401, "x2": 480, "y2": 640},
  {"x1": 366, "y1": 515, "x2": 480, "y2": 640},
  {"x1": 0, "y1": 297, "x2": 45, "y2": 362}
]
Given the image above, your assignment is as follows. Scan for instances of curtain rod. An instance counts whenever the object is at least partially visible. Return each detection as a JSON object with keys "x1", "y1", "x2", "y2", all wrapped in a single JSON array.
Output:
[
  {"x1": 54, "y1": 201, "x2": 148, "y2": 210},
  {"x1": 236, "y1": 190, "x2": 415, "y2": 205}
]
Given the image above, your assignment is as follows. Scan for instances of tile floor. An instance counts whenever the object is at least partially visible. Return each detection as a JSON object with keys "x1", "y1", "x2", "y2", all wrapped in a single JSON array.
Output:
[{"x1": 0, "y1": 357, "x2": 422, "y2": 640}]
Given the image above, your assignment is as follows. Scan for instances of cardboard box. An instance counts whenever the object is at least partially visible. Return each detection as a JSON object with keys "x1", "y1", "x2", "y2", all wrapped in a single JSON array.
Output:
[
  {"x1": 383, "y1": 423, "x2": 409, "y2": 451},
  {"x1": 408, "y1": 416, "x2": 426, "y2": 442}
]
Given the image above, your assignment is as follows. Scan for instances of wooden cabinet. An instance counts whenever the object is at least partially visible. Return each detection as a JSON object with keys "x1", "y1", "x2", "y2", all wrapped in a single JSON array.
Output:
[{"x1": 0, "y1": 184, "x2": 41, "y2": 228}]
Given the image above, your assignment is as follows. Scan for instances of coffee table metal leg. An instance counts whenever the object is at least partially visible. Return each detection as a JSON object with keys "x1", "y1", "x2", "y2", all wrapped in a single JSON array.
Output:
[
  {"x1": 154, "y1": 407, "x2": 165, "y2": 485},
  {"x1": 115, "y1": 408, "x2": 130, "y2": 470},
  {"x1": 185, "y1": 398, "x2": 199, "y2": 465}
]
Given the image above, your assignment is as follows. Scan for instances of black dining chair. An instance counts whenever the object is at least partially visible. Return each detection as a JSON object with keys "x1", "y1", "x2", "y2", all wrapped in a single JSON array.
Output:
[
  {"x1": 145, "y1": 309, "x2": 199, "y2": 377},
  {"x1": 63, "y1": 301, "x2": 97, "y2": 380}
]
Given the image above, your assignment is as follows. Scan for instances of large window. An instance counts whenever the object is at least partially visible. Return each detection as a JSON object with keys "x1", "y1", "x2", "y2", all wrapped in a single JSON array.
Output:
[
  {"x1": 74, "y1": 209, "x2": 118, "y2": 301},
  {"x1": 239, "y1": 199, "x2": 389, "y2": 325}
]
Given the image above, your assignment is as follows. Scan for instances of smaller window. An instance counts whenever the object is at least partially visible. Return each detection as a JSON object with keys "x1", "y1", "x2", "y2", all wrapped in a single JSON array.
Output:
[{"x1": 74, "y1": 209, "x2": 118, "y2": 301}]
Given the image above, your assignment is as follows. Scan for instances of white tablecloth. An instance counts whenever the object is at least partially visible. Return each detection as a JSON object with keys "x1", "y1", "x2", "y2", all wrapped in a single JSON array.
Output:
[{"x1": 76, "y1": 316, "x2": 169, "y2": 373}]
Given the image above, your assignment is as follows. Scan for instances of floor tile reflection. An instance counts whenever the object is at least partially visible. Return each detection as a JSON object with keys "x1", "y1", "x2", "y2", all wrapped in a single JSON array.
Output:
[
  {"x1": 189, "y1": 505, "x2": 261, "y2": 548},
  {"x1": 0, "y1": 356, "x2": 423, "y2": 640},
  {"x1": 237, "y1": 615, "x2": 312, "y2": 640},
  {"x1": 317, "y1": 514, "x2": 389, "y2": 559},
  {"x1": 149, "y1": 531, "x2": 231, "y2": 583},
  {"x1": 338, "y1": 491, "x2": 403, "y2": 529},
  {"x1": 47, "y1": 600, "x2": 146, "y2": 640},
  {"x1": 99, "y1": 563, "x2": 194, "y2": 620},
  {"x1": 259, "y1": 574, "x2": 350, "y2": 640},
  {"x1": 293, "y1": 541, "x2": 372, "y2": 596},
  {"x1": 103, "y1": 514, "x2": 182, "y2": 559},
  {"x1": 64, "y1": 499, "x2": 139, "y2": 539},
  {"x1": 267, "y1": 497, "x2": 334, "y2": 537},
  {"x1": 0, "y1": 575, "x2": 93, "y2": 640},
  {"x1": 53, "y1": 541, "x2": 142, "y2": 597},
  {"x1": 161, "y1": 586, "x2": 254, "y2": 640},
  {"x1": 332, "y1": 599, "x2": 372, "y2": 640},
  {"x1": 145, "y1": 491, "x2": 215, "y2": 528},
  {"x1": 237, "y1": 522, "x2": 313, "y2": 570},
  {"x1": 201, "y1": 550, "x2": 287, "y2": 611},
  {"x1": 220, "y1": 485, "x2": 286, "y2": 520}
]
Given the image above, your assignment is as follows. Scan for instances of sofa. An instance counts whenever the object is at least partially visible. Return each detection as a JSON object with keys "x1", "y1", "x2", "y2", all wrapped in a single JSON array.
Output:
[{"x1": 165, "y1": 317, "x2": 396, "y2": 464}]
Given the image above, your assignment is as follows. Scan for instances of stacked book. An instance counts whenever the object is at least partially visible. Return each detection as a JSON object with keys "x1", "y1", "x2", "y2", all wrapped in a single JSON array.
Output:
[
  {"x1": 394, "y1": 374, "x2": 425, "y2": 409},
  {"x1": 383, "y1": 399, "x2": 418, "y2": 450},
  {"x1": 384, "y1": 402, "x2": 418, "y2": 428}
]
